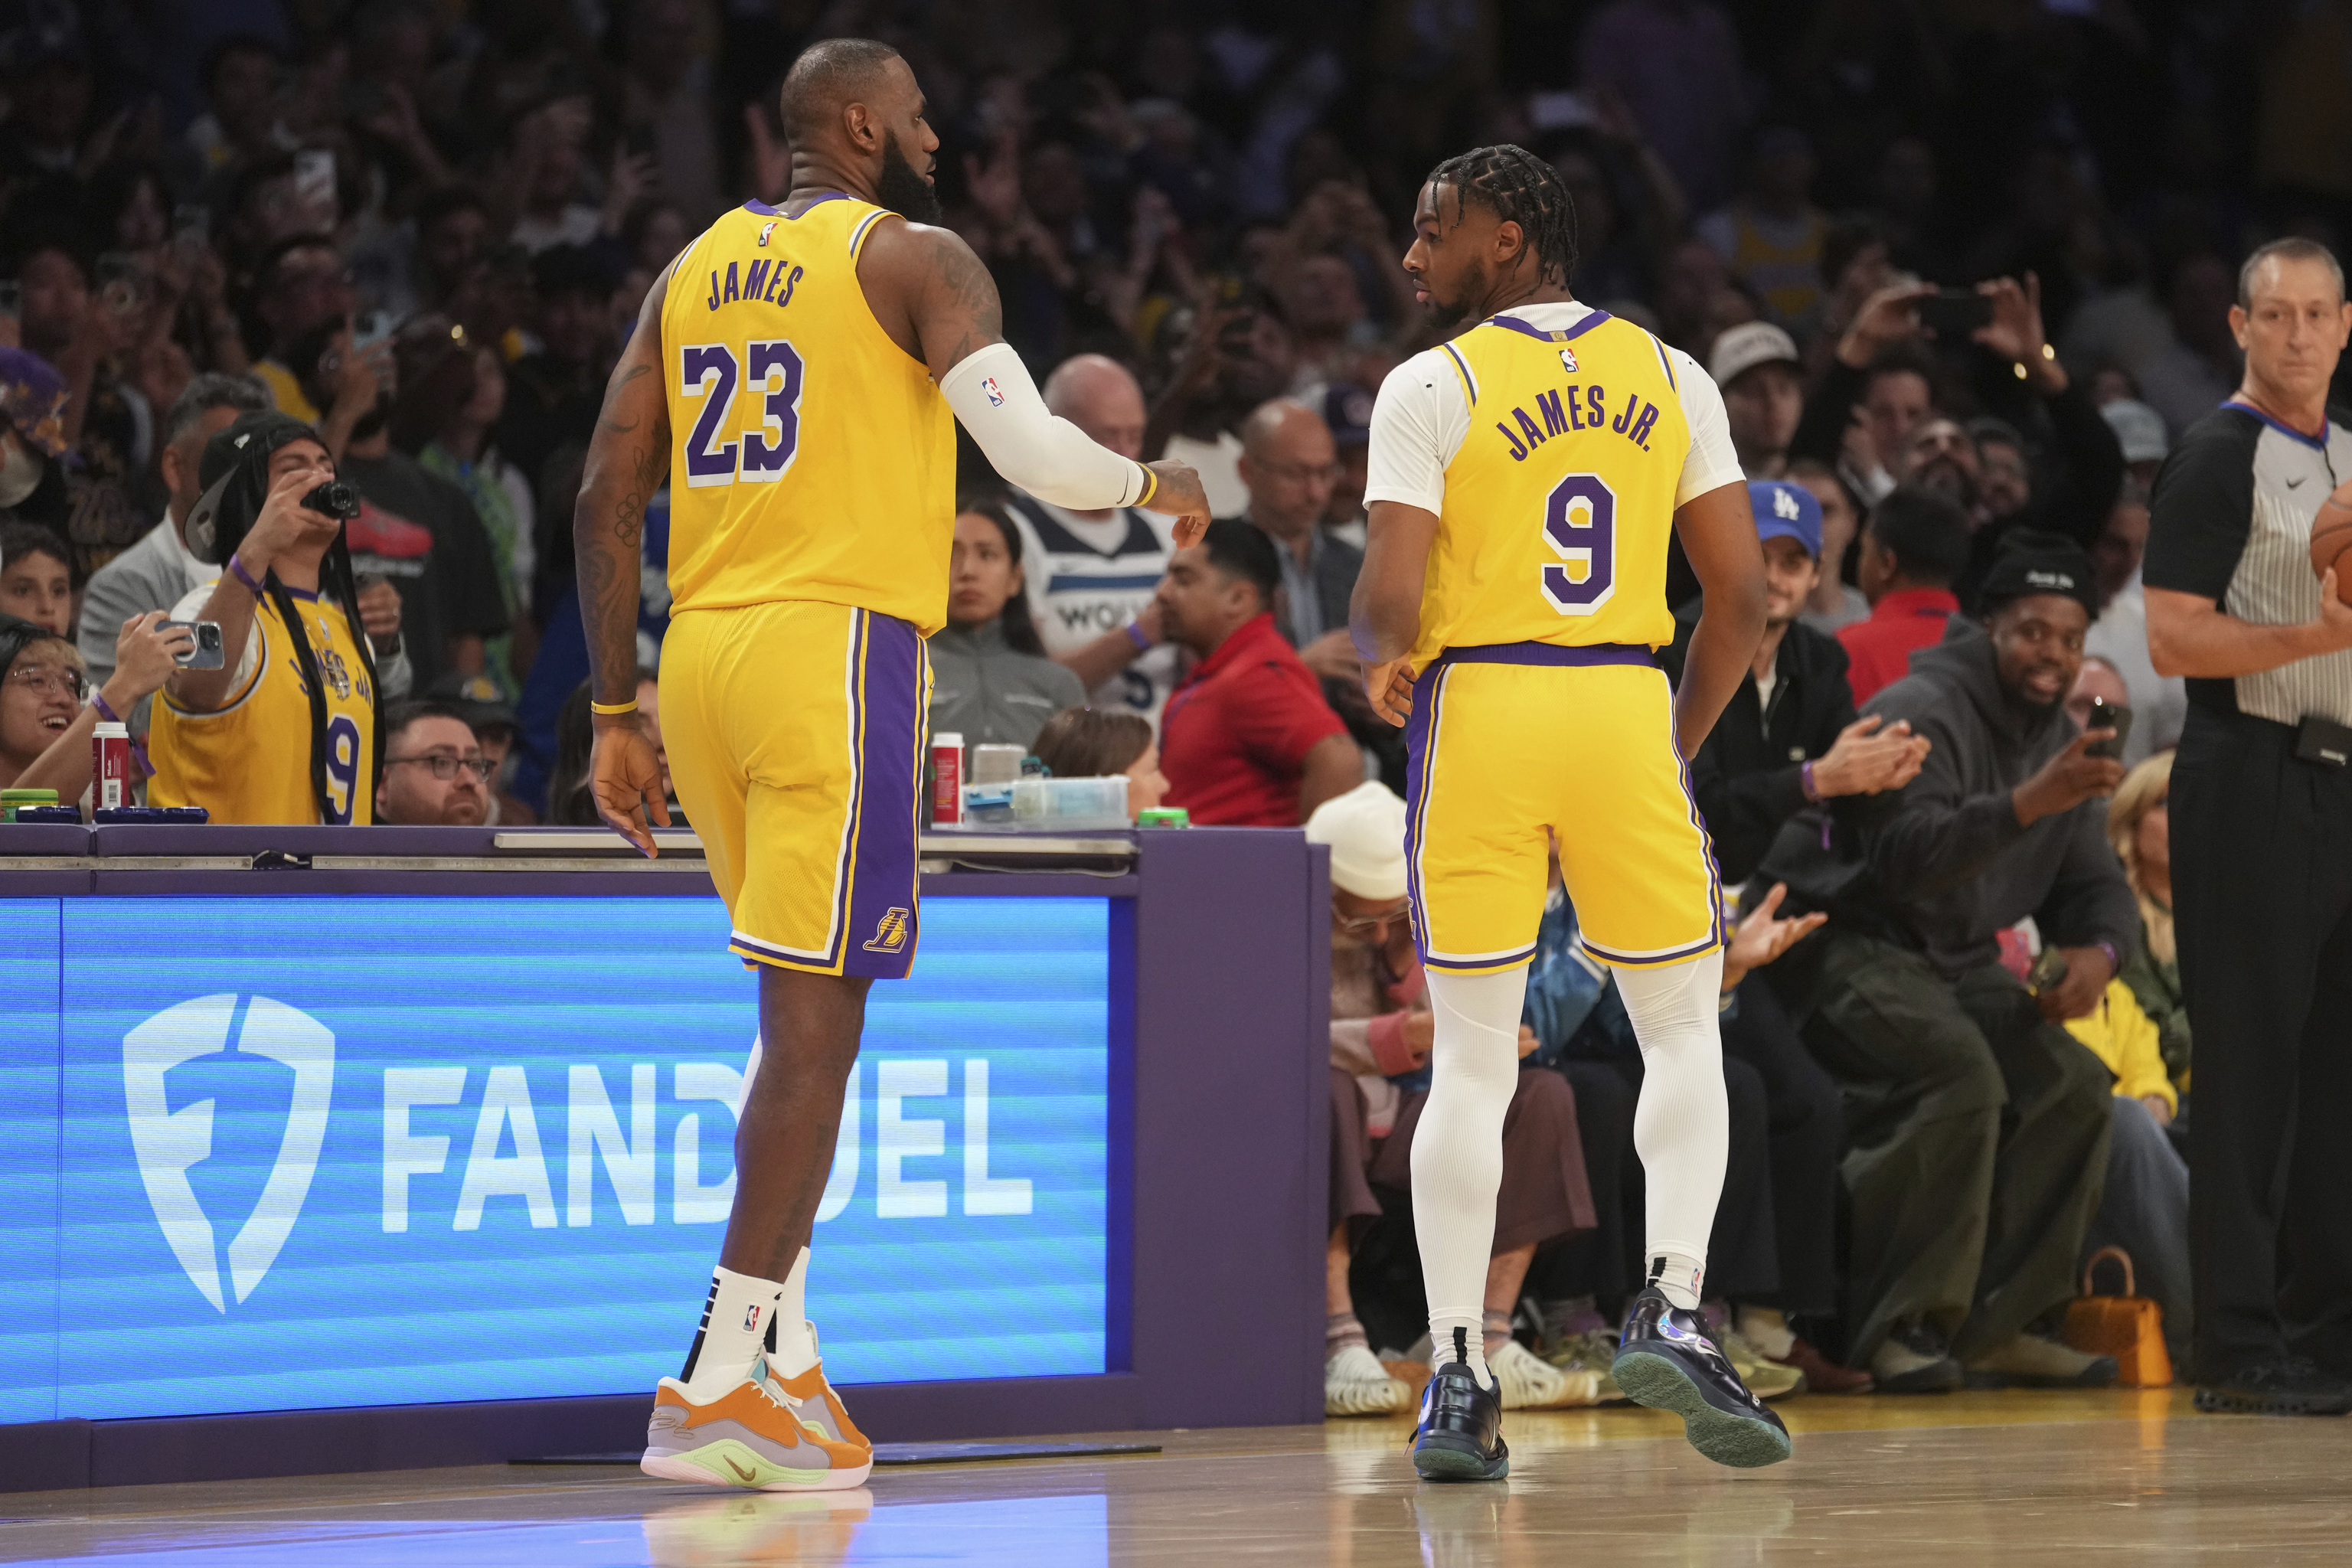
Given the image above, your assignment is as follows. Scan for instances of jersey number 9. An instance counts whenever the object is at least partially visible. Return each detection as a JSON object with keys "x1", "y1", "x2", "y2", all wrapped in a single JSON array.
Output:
[
  {"x1": 324, "y1": 714, "x2": 362, "y2": 825},
  {"x1": 1541, "y1": 472, "x2": 1617, "y2": 615},
  {"x1": 681, "y1": 340, "x2": 806, "y2": 488}
]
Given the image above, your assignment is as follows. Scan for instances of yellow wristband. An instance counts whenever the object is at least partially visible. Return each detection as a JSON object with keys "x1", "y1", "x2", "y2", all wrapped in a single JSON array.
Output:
[
  {"x1": 590, "y1": 699, "x2": 639, "y2": 716},
  {"x1": 1134, "y1": 464, "x2": 1158, "y2": 508}
]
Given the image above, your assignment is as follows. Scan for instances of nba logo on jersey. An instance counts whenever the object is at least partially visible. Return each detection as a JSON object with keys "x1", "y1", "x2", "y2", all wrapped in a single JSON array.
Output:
[
  {"x1": 982, "y1": 377, "x2": 1004, "y2": 407},
  {"x1": 1559, "y1": 347, "x2": 1579, "y2": 374},
  {"x1": 743, "y1": 1303, "x2": 763, "y2": 1331},
  {"x1": 864, "y1": 908, "x2": 913, "y2": 953},
  {"x1": 757, "y1": 220, "x2": 776, "y2": 247}
]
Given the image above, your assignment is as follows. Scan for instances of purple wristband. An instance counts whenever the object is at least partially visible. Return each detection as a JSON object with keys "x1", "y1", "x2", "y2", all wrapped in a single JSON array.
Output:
[
  {"x1": 2095, "y1": 939, "x2": 2121, "y2": 979},
  {"x1": 1800, "y1": 760, "x2": 1821, "y2": 803},
  {"x1": 227, "y1": 557, "x2": 265, "y2": 597},
  {"x1": 91, "y1": 690, "x2": 121, "y2": 725},
  {"x1": 1125, "y1": 619, "x2": 1152, "y2": 652}
]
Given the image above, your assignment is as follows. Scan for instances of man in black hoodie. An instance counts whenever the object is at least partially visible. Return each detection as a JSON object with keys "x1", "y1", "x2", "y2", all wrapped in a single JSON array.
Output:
[{"x1": 1756, "y1": 531, "x2": 2137, "y2": 1394}]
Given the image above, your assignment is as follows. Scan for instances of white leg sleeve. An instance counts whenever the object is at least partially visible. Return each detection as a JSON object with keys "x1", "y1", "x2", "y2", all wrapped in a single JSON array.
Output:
[
  {"x1": 1410, "y1": 966, "x2": 1530, "y2": 1381},
  {"x1": 1615, "y1": 950, "x2": 1728, "y2": 1310}
]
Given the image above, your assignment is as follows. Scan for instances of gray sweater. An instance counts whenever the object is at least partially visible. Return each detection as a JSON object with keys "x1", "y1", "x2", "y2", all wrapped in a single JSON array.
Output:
[
  {"x1": 925, "y1": 621, "x2": 1086, "y2": 751},
  {"x1": 1759, "y1": 619, "x2": 2138, "y2": 978}
]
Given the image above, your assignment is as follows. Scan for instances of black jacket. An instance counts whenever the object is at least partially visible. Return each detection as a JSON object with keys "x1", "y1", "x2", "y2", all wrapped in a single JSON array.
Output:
[
  {"x1": 1756, "y1": 618, "x2": 2139, "y2": 978},
  {"x1": 1661, "y1": 605, "x2": 1859, "y2": 887}
]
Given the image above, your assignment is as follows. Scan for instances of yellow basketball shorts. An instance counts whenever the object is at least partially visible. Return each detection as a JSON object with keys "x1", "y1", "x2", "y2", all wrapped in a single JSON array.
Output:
[
  {"x1": 1403, "y1": 643, "x2": 1723, "y2": 974},
  {"x1": 660, "y1": 599, "x2": 931, "y2": 978}
]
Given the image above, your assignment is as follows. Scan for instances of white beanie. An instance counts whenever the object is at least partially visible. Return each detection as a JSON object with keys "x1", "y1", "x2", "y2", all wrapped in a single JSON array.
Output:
[{"x1": 1305, "y1": 780, "x2": 1409, "y2": 901}]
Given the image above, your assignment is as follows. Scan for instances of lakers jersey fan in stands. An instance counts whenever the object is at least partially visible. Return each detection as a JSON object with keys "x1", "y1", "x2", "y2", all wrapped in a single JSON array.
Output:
[
  {"x1": 150, "y1": 412, "x2": 410, "y2": 825},
  {"x1": 1352, "y1": 145, "x2": 1783, "y2": 1478},
  {"x1": 570, "y1": 38, "x2": 1207, "y2": 1493}
]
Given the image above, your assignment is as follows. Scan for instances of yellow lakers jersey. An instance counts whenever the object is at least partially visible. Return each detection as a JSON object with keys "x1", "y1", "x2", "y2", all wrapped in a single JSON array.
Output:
[
  {"x1": 1413, "y1": 311, "x2": 1695, "y2": 668},
  {"x1": 660, "y1": 196, "x2": 958, "y2": 632},
  {"x1": 150, "y1": 589, "x2": 376, "y2": 825}
]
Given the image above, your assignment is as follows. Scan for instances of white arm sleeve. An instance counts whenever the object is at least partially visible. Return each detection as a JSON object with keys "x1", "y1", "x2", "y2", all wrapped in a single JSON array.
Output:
[
  {"x1": 1670, "y1": 346, "x2": 1747, "y2": 505},
  {"x1": 940, "y1": 343, "x2": 1151, "y2": 511},
  {"x1": 1361, "y1": 349, "x2": 1468, "y2": 515}
]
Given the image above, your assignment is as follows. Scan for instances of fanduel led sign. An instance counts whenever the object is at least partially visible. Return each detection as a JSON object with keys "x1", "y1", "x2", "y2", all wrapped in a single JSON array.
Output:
[{"x1": 0, "y1": 894, "x2": 1112, "y2": 1424}]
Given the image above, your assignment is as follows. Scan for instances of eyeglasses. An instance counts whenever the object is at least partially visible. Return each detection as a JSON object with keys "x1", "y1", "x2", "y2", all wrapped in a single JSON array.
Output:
[
  {"x1": 5, "y1": 665, "x2": 86, "y2": 701},
  {"x1": 385, "y1": 753, "x2": 493, "y2": 782},
  {"x1": 1334, "y1": 904, "x2": 1409, "y2": 937}
]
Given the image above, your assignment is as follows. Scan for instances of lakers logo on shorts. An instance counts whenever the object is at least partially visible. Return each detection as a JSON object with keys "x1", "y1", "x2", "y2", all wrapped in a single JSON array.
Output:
[{"x1": 863, "y1": 907, "x2": 912, "y2": 954}]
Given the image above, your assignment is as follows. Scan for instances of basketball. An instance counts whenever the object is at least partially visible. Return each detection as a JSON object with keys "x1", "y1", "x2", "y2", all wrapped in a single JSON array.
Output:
[{"x1": 2311, "y1": 481, "x2": 2352, "y2": 601}]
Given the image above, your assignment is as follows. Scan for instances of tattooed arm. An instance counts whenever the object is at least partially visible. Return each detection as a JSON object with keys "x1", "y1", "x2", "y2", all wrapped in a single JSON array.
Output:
[
  {"x1": 858, "y1": 220, "x2": 1210, "y2": 537},
  {"x1": 575, "y1": 263, "x2": 675, "y2": 854}
]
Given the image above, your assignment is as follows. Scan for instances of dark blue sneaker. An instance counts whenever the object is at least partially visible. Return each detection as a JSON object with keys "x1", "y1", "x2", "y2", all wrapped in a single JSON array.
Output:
[
  {"x1": 1612, "y1": 1288, "x2": 1792, "y2": 1468},
  {"x1": 1411, "y1": 1329, "x2": 1509, "y2": 1481}
]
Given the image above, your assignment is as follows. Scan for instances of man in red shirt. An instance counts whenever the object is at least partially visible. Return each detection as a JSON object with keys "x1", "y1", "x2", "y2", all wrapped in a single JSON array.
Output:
[
  {"x1": 1156, "y1": 520, "x2": 1362, "y2": 825},
  {"x1": 1838, "y1": 485, "x2": 1972, "y2": 704}
]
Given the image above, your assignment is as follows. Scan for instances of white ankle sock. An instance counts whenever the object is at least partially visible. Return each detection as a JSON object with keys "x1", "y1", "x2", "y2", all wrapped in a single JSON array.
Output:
[
  {"x1": 1615, "y1": 951, "x2": 1726, "y2": 1314},
  {"x1": 678, "y1": 1265, "x2": 782, "y2": 1400},
  {"x1": 766, "y1": 1247, "x2": 820, "y2": 1377},
  {"x1": 1411, "y1": 966, "x2": 1528, "y2": 1393}
]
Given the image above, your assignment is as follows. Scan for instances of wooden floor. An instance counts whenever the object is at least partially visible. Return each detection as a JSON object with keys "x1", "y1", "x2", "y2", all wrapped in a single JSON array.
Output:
[{"x1": 7, "y1": 1390, "x2": 2352, "y2": 1565}]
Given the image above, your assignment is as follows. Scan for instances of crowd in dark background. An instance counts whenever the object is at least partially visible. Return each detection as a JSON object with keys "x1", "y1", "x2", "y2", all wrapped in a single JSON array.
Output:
[
  {"x1": 0, "y1": 0, "x2": 2341, "y2": 1404},
  {"x1": 0, "y1": 0, "x2": 2344, "y2": 819}
]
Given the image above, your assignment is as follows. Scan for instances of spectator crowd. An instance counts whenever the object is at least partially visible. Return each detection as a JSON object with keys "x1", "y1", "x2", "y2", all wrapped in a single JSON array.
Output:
[{"x1": 0, "y1": 0, "x2": 2341, "y2": 1411}]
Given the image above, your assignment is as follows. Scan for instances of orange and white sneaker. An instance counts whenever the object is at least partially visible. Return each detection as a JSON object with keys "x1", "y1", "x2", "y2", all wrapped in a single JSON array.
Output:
[
  {"x1": 642, "y1": 1335, "x2": 872, "y2": 1491},
  {"x1": 753, "y1": 1328, "x2": 870, "y2": 1464}
]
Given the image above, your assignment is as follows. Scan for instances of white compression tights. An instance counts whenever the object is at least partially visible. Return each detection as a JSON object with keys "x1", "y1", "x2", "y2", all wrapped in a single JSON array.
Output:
[
  {"x1": 1410, "y1": 967, "x2": 1530, "y2": 1383},
  {"x1": 1616, "y1": 950, "x2": 1729, "y2": 1309}
]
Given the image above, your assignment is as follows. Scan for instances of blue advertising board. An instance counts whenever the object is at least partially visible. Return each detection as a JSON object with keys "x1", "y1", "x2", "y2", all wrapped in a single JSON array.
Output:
[{"x1": 1, "y1": 893, "x2": 1112, "y2": 1424}]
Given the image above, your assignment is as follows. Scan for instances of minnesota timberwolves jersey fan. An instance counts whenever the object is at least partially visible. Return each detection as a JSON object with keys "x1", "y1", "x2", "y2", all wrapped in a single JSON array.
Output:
[{"x1": 1000, "y1": 494, "x2": 1181, "y2": 727}]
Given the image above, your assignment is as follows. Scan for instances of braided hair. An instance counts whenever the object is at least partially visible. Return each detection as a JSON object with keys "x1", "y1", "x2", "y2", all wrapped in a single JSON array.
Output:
[{"x1": 1424, "y1": 145, "x2": 1579, "y2": 289}]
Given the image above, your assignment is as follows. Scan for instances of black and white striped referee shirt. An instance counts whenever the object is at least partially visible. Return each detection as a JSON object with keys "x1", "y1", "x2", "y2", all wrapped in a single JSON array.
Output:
[{"x1": 2145, "y1": 399, "x2": 2352, "y2": 727}]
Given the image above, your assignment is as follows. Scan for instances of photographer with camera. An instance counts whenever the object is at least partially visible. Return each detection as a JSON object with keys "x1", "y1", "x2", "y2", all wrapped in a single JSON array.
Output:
[{"x1": 148, "y1": 411, "x2": 408, "y2": 825}]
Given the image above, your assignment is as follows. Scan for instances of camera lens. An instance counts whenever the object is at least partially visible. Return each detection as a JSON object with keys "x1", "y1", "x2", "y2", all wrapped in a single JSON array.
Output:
[{"x1": 302, "y1": 481, "x2": 362, "y2": 521}]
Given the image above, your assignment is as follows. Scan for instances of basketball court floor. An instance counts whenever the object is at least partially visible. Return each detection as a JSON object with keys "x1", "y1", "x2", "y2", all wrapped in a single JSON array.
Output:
[{"x1": 7, "y1": 1390, "x2": 2347, "y2": 1565}]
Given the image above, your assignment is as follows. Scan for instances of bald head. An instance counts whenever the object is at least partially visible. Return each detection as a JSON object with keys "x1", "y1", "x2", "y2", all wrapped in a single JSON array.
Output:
[
  {"x1": 1240, "y1": 400, "x2": 1331, "y2": 461},
  {"x1": 1236, "y1": 399, "x2": 1337, "y2": 541},
  {"x1": 1043, "y1": 354, "x2": 1146, "y2": 459},
  {"x1": 779, "y1": 38, "x2": 906, "y2": 143}
]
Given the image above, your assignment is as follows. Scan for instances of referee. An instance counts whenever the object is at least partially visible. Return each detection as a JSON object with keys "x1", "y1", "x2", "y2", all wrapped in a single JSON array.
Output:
[{"x1": 2145, "y1": 237, "x2": 2352, "y2": 1416}]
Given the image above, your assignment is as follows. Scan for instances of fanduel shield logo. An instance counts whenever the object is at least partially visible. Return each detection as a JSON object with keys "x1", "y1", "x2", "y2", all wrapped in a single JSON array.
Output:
[{"x1": 122, "y1": 995, "x2": 335, "y2": 1312}]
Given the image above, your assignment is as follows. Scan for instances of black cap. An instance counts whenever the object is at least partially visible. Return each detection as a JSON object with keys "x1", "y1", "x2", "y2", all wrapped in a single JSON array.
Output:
[
  {"x1": 185, "y1": 410, "x2": 328, "y2": 566},
  {"x1": 426, "y1": 669, "x2": 518, "y2": 733},
  {"x1": 1979, "y1": 528, "x2": 2099, "y2": 619}
]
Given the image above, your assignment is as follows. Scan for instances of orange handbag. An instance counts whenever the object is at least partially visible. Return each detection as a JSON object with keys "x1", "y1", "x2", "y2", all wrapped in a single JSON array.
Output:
[{"x1": 2064, "y1": 1246, "x2": 2172, "y2": 1387}]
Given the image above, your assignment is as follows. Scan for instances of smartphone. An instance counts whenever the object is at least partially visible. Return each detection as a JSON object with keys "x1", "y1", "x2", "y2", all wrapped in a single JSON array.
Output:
[
  {"x1": 96, "y1": 253, "x2": 145, "y2": 317},
  {"x1": 351, "y1": 309, "x2": 394, "y2": 351},
  {"x1": 2027, "y1": 946, "x2": 2069, "y2": 995},
  {"x1": 293, "y1": 149, "x2": 338, "y2": 214},
  {"x1": 2083, "y1": 697, "x2": 2133, "y2": 760},
  {"x1": 160, "y1": 619, "x2": 225, "y2": 671},
  {"x1": 1916, "y1": 289, "x2": 1994, "y2": 336}
]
